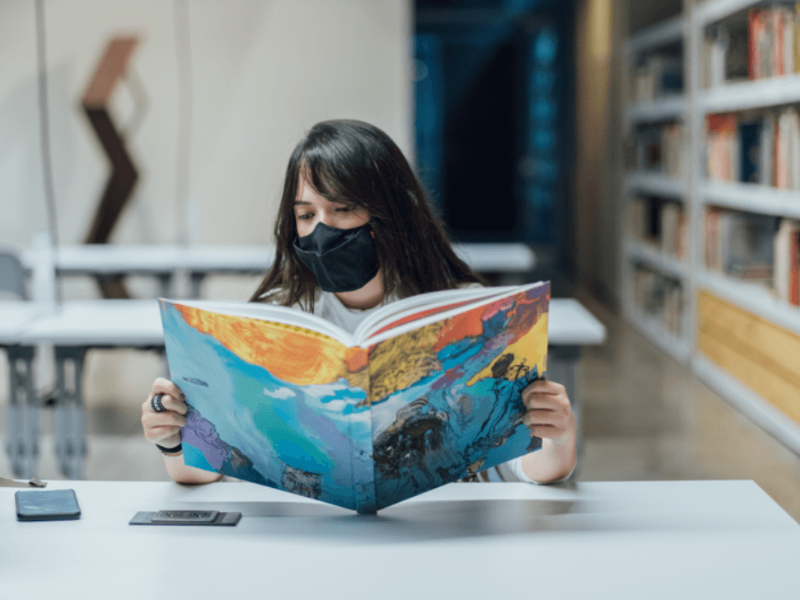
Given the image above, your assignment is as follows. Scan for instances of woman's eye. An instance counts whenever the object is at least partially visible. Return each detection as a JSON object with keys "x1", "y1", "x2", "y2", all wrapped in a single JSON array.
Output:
[
  {"x1": 335, "y1": 205, "x2": 355, "y2": 212},
  {"x1": 296, "y1": 213, "x2": 314, "y2": 220}
]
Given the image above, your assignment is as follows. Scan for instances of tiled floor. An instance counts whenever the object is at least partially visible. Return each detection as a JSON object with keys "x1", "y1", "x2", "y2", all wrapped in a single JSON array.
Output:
[{"x1": 3, "y1": 293, "x2": 800, "y2": 522}]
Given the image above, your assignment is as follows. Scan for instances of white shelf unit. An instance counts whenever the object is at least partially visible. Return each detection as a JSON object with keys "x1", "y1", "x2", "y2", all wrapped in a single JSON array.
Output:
[
  {"x1": 626, "y1": 96, "x2": 687, "y2": 125},
  {"x1": 700, "y1": 182, "x2": 800, "y2": 219},
  {"x1": 620, "y1": 9, "x2": 691, "y2": 365},
  {"x1": 625, "y1": 171, "x2": 688, "y2": 198},
  {"x1": 626, "y1": 237, "x2": 689, "y2": 280},
  {"x1": 621, "y1": 0, "x2": 800, "y2": 452},
  {"x1": 692, "y1": 354, "x2": 800, "y2": 456},
  {"x1": 625, "y1": 13, "x2": 685, "y2": 55},
  {"x1": 625, "y1": 301, "x2": 693, "y2": 363},
  {"x1": 700, "y1": 74, "x2": 800, "y2": 113}
]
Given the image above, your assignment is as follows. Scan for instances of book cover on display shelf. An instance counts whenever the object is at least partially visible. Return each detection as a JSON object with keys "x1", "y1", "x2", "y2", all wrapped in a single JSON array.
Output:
[{"x1": 159, "y1": 281, "x2": 550, "y2": 513}]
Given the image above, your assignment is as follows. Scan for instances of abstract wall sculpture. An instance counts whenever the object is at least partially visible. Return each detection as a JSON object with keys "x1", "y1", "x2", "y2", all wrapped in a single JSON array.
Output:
[{"x1": 81, "y1": 36, "x2": 144, "y2": 299}]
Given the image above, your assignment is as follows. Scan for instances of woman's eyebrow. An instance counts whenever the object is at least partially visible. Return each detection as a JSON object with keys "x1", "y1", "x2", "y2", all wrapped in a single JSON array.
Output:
[{"x1": 293, "y1": 200, "x2": 312, "y2": 205}]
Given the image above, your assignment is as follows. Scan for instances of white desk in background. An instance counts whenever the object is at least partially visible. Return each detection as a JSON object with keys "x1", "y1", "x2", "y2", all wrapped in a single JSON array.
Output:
[
  {"x1": 21, "y1": 243, "x2": 535, "y2": 297},
  {"x1": 17, "y1": 300, "x2": 163, "y2": 479},
  {"x1": 1, "y1": 480, "x2": 797, "y2": 599},
  {"x1": 0, "y1": 302, "x2": 51, "y2": 477},
  {"x1": 11, "y1": 297, "x2": 604, "y2": 480}
]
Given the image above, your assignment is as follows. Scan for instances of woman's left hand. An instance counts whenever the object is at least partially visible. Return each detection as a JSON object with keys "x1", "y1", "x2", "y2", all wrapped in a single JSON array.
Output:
[
  {"x1": 520, "y1": 379, "x2": 575, "y2": 445},
  {"x1": 518, "y1": 379, "x2": 577, "y2": 482}
]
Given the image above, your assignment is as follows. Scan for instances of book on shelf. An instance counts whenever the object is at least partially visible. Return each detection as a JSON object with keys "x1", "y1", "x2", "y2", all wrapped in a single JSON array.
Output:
[
  {"x1": 705, "y1": 4, "x2": 800, "y2": 86},
  {"x1": 632, "y1": 265, "x2": 683, "y2": 335},
  {"x1": 660, "y1": 201, "x2": 687, "y2": 259},
  {"x1": 159, "y1": 282, "x2": 550, "y2": 513},
  {"x1": 706, "y1": 108, "x2": 800, "y2": 188},
  {"x1": 749, "y1": 5, "x2": 798, "y2": 80},
  {"x1": 627, "y1": 196, "x2": 648, "y2": 240},
  {"x1": 634, "y1": 55, "x2": 683, "y2": 102},
  {"x1": 636, "y1": 123, "x2": 684, "y2": 177},
  {"x1": 627, "y1": 196, "x2": 686, "y2": 259},
  {"x1": 704, "y1": 208, "x2": 779, "y2": 286},
  {"x1": 774, "y1": 218, "x2": 800, "y2": 305},
  {"x1": 707, "y1": 113, "x2": 740, "y2": 182},
  {"x1": 704, "y1": 20, "x2": 749, "y2": 87}
]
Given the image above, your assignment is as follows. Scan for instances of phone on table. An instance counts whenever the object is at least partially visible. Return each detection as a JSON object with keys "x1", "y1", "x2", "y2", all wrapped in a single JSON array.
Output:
[{"x1": 15, "y1": 489, "x2": 81, "y2": 521}]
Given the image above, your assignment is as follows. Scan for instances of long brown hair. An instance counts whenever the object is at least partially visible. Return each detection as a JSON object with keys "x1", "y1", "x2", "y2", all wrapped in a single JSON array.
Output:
[{"x1": 250, "y1": 119, "x2": 481, "y2": 309}]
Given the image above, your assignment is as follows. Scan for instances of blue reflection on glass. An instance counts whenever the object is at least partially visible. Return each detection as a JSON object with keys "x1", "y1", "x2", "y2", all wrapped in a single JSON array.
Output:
[
  {"x1": 535, "y1": 28, "x2": 558, "y2": 65},
  {"x1": 532, "y1": 99, "x2": 555, "y2": 122},
  {"x1": 533, "y1": 69, "x2": 554, "y2": 92},
  {"x1": 533, "y1": 129, "x2": 555, "y2": 151}
]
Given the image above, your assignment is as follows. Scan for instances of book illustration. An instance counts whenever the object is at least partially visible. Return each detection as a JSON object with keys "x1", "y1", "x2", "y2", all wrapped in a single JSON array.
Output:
[{"x1": 160, "y1": 282, "x2": 549, "y2": 512}]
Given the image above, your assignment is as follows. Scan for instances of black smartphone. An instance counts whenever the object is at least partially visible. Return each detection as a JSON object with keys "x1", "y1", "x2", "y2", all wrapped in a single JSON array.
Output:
[{"x1": 15, "y1": 489, "x2": 81, "y2": 521}]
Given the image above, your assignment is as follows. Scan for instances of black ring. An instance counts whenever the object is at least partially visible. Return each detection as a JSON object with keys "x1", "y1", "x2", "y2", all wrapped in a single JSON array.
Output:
[
  {"x1": 156, "y1": 442, "x2": 183, "y2": 455},
  {"x1": 151, "y1": 393, "x2": 166, "y2": 413}
]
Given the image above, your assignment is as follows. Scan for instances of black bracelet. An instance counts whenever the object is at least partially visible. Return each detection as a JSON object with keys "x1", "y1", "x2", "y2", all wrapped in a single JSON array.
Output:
[{"x1": 156, "y1": 442, "x2": 183, "y2": 455}]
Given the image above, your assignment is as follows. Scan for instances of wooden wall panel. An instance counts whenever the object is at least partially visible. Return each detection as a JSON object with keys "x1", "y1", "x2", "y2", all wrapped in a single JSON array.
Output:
[{"x1": 697, "y1": 291, "x2": 800, "y2": 425}]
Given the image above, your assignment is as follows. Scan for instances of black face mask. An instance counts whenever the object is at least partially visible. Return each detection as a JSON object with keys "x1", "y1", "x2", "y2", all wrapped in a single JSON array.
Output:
[{"x1": 294, "y1": 222, "x2": 380, "y2": 293}]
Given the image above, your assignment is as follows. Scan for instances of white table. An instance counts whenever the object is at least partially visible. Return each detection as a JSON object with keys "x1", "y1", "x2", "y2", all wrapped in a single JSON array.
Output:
[
  {"x1": 22, "y1": 243, "x2": 536, "y2": 297},
  {"x1": 1, "y1": 480, "x2": 797, "y2": 599},
  {"x1": 18, "y1": 301, "x2": 163, "y2": 478},
  {"x1": 11, "y1": 297, "x2": 604, "y2": 480},
  {"x1": 0, "y1": 302, "x2": 52, "y2": 477}
]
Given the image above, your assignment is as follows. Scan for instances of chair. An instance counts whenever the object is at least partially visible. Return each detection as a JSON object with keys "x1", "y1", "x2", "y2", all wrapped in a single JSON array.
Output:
[{"x1": 0, "y1": 248, "x2": 28, "y2": 300}]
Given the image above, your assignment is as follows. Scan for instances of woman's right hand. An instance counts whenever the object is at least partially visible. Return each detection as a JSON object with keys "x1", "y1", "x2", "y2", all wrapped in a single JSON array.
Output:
[{"x1": 141, "y1": 377, "x2": 188, "y2": 448}]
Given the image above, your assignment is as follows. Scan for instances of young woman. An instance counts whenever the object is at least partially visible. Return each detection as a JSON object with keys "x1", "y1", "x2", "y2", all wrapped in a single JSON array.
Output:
[{"x1": 142, "y1": 119, "x2": 576, "y2": 485}]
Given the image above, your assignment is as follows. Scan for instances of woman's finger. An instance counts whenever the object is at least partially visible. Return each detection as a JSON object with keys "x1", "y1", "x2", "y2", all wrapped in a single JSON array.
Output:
[
  {"x1": 526, "y1": 423, "x2": 564, "y2": 438},
  {"x1": 522, "y1": 379, "x2": 566, "y2": 397},
  {"x1": 157, "y1": 393, "x2": 188, "y2": 415},
  {"x1": 142, "y1": 411, "x2": 187, "y2": 429},
  {"x1": 150, "y1": 377, "x2": 185, "y2": 402},
  {"x1": 523, "y1": 393, "x2": 569, "y2": 411}
]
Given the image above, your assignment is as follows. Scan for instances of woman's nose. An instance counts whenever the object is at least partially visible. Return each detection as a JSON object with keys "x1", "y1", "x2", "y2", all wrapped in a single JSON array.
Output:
[{"x1": 319, "y1": 211, "x2": 335, "y2": 227}]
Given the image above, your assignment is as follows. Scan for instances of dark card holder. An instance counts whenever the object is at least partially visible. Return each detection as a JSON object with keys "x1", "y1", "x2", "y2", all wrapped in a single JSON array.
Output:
[{"x1": 129, "y1": 510, "x2": 241, "y2": 526}]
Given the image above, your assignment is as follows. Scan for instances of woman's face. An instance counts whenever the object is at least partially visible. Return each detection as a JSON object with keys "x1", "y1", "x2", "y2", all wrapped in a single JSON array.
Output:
[{"x1": 293, "y1": 174, "x2": 370, "y2": 237}]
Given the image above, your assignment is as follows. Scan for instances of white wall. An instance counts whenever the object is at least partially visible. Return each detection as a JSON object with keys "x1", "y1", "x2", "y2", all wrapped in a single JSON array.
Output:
[
  {"x1": 0, "y1": 0, "x2": 412, "y2": 413},
  {"x1": 0, "y1": 0, "x2": 412, "y2": 250}
]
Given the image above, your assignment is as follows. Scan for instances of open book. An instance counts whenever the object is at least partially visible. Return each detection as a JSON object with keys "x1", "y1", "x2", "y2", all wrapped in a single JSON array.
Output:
[{"x1": 159, "y1": 281, "x2": 550, "y2": 513}]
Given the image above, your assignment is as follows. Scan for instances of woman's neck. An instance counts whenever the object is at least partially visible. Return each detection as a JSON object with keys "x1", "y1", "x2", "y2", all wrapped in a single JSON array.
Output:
[{"x1": 334, "y1": 271, "x2": 385, "y2": 309}]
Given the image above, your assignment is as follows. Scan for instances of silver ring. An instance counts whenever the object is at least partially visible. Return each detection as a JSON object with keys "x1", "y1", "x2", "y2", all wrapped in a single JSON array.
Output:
[{"x1": 151, "y1": 393, "x2": 166, "y2": 413}]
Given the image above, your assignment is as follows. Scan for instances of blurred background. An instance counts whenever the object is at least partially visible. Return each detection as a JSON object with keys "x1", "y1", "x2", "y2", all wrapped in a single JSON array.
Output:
[{"x1": 2, "y1": 0, "x2": 800, "y2": 521}]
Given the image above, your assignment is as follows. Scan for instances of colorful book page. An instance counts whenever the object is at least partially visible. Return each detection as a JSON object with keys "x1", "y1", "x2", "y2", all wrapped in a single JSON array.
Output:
[
  {"x1": 161, "y1": 301, "x2": 376, "y2": 512},
  {"x1": 367, "y1": 282, "x2": 551, "y2": 509}
]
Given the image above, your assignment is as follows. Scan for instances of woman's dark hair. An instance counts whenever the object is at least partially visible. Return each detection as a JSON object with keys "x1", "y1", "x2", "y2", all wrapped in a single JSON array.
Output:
[{"x1": 250, "y1": 119, "x2": 481, "y2": 309}]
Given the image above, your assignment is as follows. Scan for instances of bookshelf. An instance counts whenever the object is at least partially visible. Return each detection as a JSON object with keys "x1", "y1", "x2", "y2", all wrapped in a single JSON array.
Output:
[
  {"x1": 621, "y1": 6, "x2": 690, "y2": 363},
  {"x1": 621, "y1": 0, "x2": 800, "y2": 452}
]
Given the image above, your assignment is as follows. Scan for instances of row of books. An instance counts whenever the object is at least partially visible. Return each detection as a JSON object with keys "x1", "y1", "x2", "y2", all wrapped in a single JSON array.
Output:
[
  {"x1": 775, "y1": 218, "x2": 800, "y2": 306},
  {"x1": 705, "y1": 207, "x2": 779, "y2": 287},
  {"x1": 633, "y1": 56, "x2": 683, "y2": 102},
  {"x1": 704, "y1": 3, "x2": 800, "y2": 86},
  {"x1": 628, "y1": 196, "x2": 687, "y2": 259},
  {"x1": 630, "y1": 123, "x2": 684, "y2": 177},
  {"x1": 632, "y1": 265, "x2": 683, "y2": 335},
  {"x1": 706, "y1": 108, "x2": 800, "y2": 188}
]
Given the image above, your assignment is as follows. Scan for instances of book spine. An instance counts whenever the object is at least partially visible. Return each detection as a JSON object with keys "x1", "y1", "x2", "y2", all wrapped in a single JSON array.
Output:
[
  {"x1": 774, "y1": 10, "x2": 785, "y2": 77},
  {"x1": 795, "y1": 3, "x2": 800, "y2": 73},
  {"x1": 791, "y1": 229, "x2": 800, "y2": 306},
  {"x1": 750, "y1": 9, "x2": 759, "y2": 80}
]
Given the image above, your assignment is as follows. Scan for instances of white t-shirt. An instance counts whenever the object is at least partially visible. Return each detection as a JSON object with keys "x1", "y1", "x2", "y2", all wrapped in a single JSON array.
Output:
[{"x1": 309, "y1": 289, "x2": 539, "y2": 484}]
